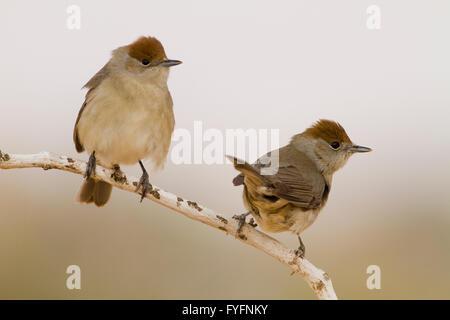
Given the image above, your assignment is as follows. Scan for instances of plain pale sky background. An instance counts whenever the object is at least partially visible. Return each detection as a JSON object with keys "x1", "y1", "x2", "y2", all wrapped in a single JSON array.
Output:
[{"x1": 0, "y1": 0, "x2": 449, "y2": 299}]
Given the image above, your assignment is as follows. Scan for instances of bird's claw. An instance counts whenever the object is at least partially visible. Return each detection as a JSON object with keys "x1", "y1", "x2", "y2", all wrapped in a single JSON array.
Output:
[
  {"x1": 85, "y1": 151, "x2": 96, "y2": 179},
  {"x1": 294, "y1": 242, "x2": 306, "y2": 259},
  {"x1": 232, "y1": 212, "x2": 250, "y2": 234},
  {"x1": 294, "y1": 247, "x2": 305, "y2": 259},
  {"x1": 294, "y1": 235, "x2": 306, "y2": 259},
  {"x1": 135, "y1": 170, "x2": 152, "y2": 202}
]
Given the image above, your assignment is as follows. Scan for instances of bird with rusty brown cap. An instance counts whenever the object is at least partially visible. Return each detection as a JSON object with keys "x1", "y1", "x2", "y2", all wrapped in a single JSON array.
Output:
[
  {"x1": 73, "y1": 36, "x2": 182, "y2": 206},
  {"x1": 228, "y1": 119, "x2": 371, "y2": 257}
]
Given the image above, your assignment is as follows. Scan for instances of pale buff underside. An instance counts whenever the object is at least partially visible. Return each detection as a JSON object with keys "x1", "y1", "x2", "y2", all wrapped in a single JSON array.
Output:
[
  {"x1": 242, "y1": 192, "x2": 320, "y2": 235},
  {"x1": 76, "y1": 74, "x2": 174, "y2": 168}
]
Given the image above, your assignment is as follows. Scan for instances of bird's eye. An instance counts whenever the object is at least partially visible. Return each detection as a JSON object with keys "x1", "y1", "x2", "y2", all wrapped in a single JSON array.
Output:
[
  {"x1": 141, "y1": 59, "x2": 150, "y2": 65},
  {"x1": 330, "y1": 141, "x2": 340, "y2": 149}
]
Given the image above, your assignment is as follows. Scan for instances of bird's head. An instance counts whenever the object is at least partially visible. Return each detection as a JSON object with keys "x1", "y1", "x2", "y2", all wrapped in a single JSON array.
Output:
[
  {"x1": 291, "y1": 119, "x2": 372, "y2": 175},
  {"x1": 109, "y1": 36, "x2": 182, "y2": 84}
]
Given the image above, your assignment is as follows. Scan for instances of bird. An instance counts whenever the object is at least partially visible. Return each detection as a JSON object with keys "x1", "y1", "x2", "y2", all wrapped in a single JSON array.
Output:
[
  {"x1": 228, "y1": 119, "x2": 371, "y2": 257},
  {"x1": 73, "y1": 36, "x2": 182, "y2": 206}
]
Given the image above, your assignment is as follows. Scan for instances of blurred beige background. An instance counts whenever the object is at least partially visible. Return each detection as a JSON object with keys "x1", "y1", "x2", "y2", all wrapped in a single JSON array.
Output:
[{"x1": 0, "y1": 0, "x2": 449, "y2": 299}]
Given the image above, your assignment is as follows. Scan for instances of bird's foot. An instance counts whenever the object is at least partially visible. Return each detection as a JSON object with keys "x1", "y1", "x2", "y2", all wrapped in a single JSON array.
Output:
[
  {"x1": 111, "y1": 164, "x2": 127, "y2": 184},
  {"x1": 294, "y1": 236, "x2": 306, "y2": 259},
  {"x1": 294, "y1": 246, "x2": 305, "y2": 259},
  {"x1": 135, "y1": 161, "x2": 152, "y2": 202},
  {"x1": 232, "y1": 212, "x2": 251, "y2": 234},
  {"x1": 84, "y1": 151, "x2": 96, "y2": 179}
]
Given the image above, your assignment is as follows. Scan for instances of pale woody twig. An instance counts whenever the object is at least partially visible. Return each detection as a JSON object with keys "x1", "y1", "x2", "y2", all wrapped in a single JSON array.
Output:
[{"x1": 0, "y1": 150, "x2": 338, "y2": 300}]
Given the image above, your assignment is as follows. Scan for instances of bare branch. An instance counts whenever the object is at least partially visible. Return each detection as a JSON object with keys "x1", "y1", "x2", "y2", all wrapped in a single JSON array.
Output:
[{"x1": 0, "y1": 150, "x2": 338, "y2": 300}]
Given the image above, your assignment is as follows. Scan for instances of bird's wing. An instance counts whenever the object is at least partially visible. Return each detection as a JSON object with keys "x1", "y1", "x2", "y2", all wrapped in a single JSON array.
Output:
[
  {"x1": 73, "y1": 99, "x2": 88, "y2": 153},
  {"x1": 73, "y1": 62, "x2": 110, "y2": 153},
  {"x1": 82, "y1": 62, "x2": 110, "y2": 90},
  {"x1": 269, "y1": 165, "x2": 325, "y2": 209},
  {"x1": 228, "y1": 154, "x2": 326, "y2": 210}
]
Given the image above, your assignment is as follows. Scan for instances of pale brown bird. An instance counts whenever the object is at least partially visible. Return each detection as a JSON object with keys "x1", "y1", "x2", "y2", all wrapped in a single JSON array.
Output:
[
  {"x1": 228, "y1": 119, "x2": 371, "y2": 257},
  {"x1": 73, "y1": 36, "x2": 181, "y2": 206}
]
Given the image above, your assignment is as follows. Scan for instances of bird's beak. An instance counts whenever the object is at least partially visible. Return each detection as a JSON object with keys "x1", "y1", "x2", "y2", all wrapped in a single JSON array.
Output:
[
  {"x1": 159, "y1": 59, "x2": 182, "y2": 67},
  {"x1": 349, "y1": 145, "x2": 372, "y2": 153}
]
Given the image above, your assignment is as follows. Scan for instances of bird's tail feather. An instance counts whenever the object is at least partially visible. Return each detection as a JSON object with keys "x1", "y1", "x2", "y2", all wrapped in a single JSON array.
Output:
[
  {"x1": 226, "y1": 155, "x2": 271, "y2": 187},
  {"x1": 76, "y1": 178, "x2": 112, "y2": 207}
]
